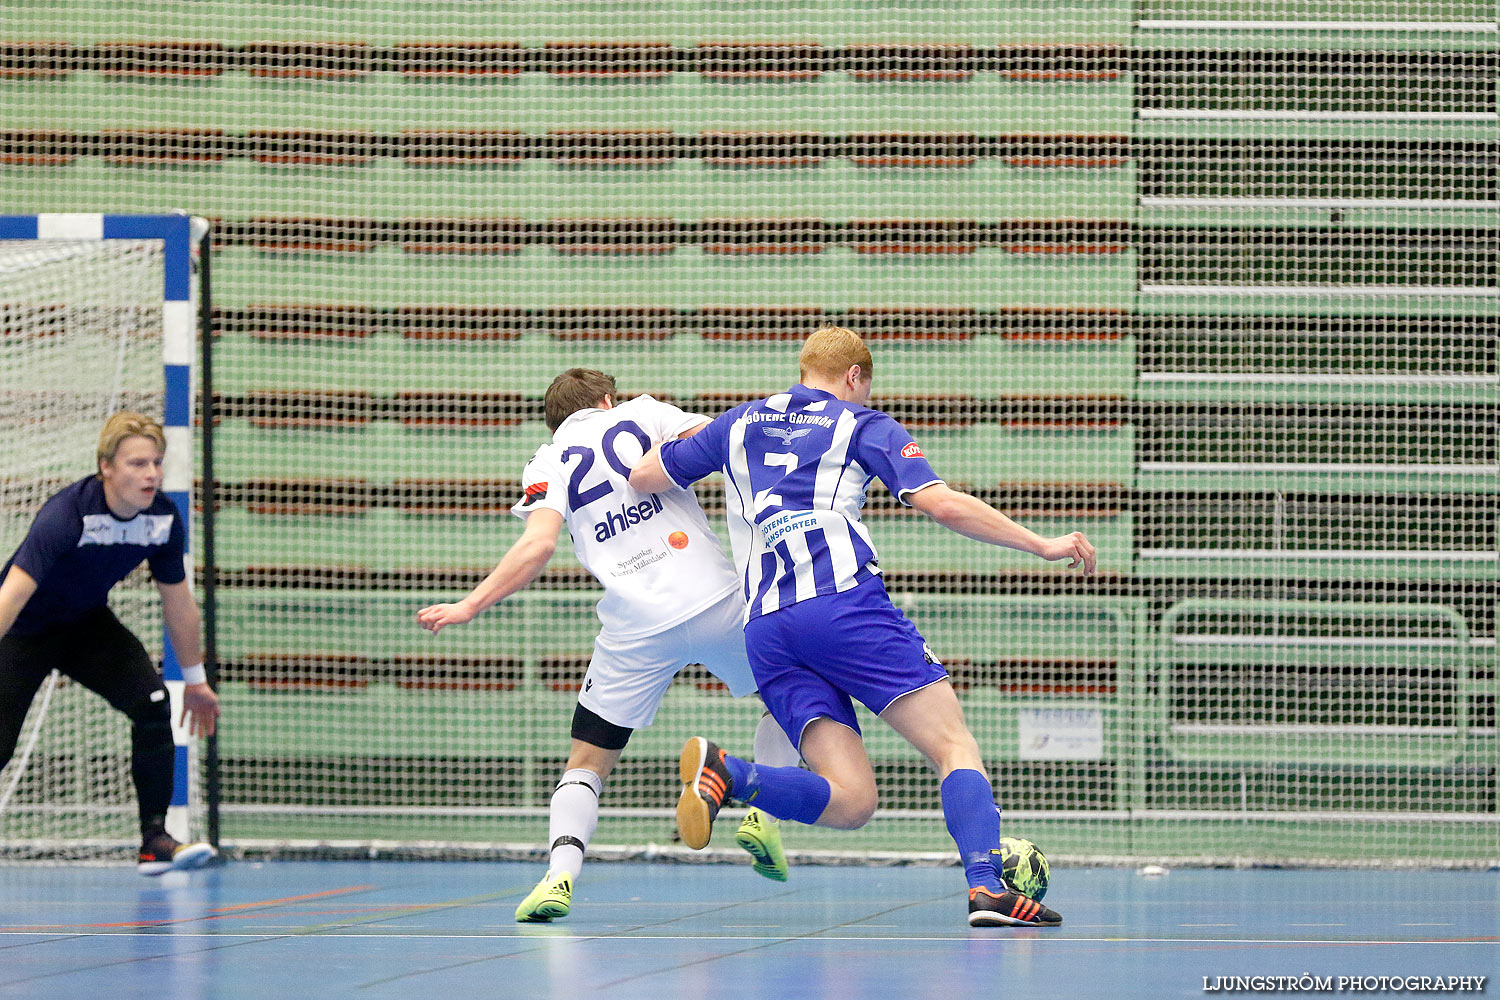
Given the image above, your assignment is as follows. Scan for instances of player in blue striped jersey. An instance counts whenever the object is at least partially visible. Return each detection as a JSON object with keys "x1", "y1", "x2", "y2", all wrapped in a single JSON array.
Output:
[{"x1": 630, "y1": 325, "x2": 1095, "y2": 927}]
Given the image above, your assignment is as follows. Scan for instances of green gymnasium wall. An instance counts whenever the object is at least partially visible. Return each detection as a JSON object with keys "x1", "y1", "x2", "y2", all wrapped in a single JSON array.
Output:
[{"x1": 1, "y1": 1, "x2": 1496, "y2": 864}]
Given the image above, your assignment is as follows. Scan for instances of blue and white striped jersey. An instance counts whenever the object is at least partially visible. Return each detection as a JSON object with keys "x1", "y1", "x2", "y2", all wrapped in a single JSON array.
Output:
[{"x1": 660, "y1": 384, "x2": 943, "y2": 622}]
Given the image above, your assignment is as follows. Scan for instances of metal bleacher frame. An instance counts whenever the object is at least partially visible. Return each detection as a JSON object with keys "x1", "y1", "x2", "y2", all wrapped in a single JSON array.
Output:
[{"x1": 1155, "y1": 599, "x2": 1475, "y2": 768}]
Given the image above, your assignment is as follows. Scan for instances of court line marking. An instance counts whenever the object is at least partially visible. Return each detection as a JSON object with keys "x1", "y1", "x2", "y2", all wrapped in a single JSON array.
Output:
[
  {"x1": 0, "y1": 930, "x2": 296, "y2": 989},
  {"x1": 357, "y1": 885, "x2": 922, "y2": 990},
  {"x1": 0, "y1": 934, "x2": 90, "y2": 953},
  {"x1": 286, "y1": 887, "x2": 528, "y2": 936},
  {"x1": 594, "y1": 897, "x2": 944, "y2": 992},
  {"x1": 1, "y1": 931, "x2": 1494, "y2": 946},
  {"x1": 5, "y1": 884, "x2": 381, "y2": 931},
  {"x1": 357, "y1": 936, "x2": 606, "y2": 989},
  {"x1": 0, "y1": 886, "x2": 546, "y2": 991},
  {"x1": 351, "y1": 869, "x2": 846, "y2": 989},
  {"x1": 355, "y1": 888, "x2": 799, "y2": 989}
]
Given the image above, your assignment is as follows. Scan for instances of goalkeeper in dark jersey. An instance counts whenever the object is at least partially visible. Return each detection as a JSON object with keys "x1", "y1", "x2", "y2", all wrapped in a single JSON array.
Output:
[{"x1": 0, "y1": 411, "x2": 219, "y2": 874}]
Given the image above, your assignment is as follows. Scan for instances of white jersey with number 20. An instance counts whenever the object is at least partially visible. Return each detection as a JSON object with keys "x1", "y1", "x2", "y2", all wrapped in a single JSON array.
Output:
[{"x1": 512, "y1": 394, "x2": 740, "y2": 641}]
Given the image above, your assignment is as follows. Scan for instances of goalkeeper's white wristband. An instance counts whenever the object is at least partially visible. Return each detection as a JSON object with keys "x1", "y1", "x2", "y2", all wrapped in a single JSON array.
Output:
[{"x1": 180, "y1": 663, "x2": 207, "y2": 685}]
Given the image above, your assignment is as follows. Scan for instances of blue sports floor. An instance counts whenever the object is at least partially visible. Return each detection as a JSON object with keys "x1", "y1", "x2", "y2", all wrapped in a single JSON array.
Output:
[{"x1": 1, "y1": 861, "x2": 1495, "y2": 999}]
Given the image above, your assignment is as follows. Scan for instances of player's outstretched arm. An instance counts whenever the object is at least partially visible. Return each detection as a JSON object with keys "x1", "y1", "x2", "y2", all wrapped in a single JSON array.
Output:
[
  {"x1": 158, "y1": 578, "x2": 220, "y2": 738},
  {"x1": 0, "y1": 565, "x2": 39, "y2": 639},
  {"x1": 908, "y1": 484, "x2": 1096, "y2": 575},
  {"x1": 628, "y1": 444, "x2": 675, "y2": 493},
  {"x1": 417, "y1": 508, "x2": 563, "y2": 634}
]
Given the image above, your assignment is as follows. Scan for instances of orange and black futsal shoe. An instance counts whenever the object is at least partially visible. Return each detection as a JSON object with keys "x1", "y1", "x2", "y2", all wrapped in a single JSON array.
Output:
[
  {"x1": 137, "y1": 830, "x2": 217, "y2": 876},
  {"x1": 677, "y1": 736, "x2": 733, "y2": 849},
  {"x1": 967, "y1": 886, "x2": 1063, "y2": 927}
]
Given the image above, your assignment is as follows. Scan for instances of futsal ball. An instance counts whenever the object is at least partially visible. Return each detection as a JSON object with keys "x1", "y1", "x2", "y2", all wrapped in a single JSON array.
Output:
[{"x1": 996, "y1": 836, "x2": 1050, "y2": 901}]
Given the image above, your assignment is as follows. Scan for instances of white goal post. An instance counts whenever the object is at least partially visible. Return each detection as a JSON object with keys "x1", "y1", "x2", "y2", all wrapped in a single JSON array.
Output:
[{"x1": 0, "y1": 213, "x2": 206, "y2": 860}]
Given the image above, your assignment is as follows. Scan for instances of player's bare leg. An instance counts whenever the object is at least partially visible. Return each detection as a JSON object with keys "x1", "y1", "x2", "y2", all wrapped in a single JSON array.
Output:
[
  {"x1": 878, "y1": 681, "x2": 984, "y2": 780},
  {"x1": 796, "y1": 718, "x2": 878, "y2": 830}
]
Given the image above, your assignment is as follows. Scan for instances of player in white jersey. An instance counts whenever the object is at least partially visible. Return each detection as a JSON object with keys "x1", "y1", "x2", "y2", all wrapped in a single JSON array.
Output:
[{"x1": 417, "y1": 369, "x2": 799, "y2": 922}]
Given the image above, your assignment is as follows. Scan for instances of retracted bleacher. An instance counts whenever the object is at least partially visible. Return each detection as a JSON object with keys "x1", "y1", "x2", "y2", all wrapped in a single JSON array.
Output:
[{"x1": 1, "y1": 1, "x2": 1493, "y2": 865}]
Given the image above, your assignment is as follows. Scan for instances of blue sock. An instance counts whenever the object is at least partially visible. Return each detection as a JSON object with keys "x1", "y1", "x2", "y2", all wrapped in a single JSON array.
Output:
[
  {"x1": 723, "y1": 753, "x2": 831, "y2": 826},
  {"x1": 940, "y1": 769, "x2": 1003, "y2": 892}
]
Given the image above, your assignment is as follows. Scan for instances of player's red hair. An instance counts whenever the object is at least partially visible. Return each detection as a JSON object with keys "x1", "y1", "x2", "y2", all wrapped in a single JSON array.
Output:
[{"x1": 799, "y1": 324, "x2": 874, "y2": 384}]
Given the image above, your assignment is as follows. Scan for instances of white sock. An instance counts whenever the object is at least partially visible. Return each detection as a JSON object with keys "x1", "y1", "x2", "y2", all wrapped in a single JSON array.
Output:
[
  {"x1": 547, "y1": 768, "x2": 602, "y2": 879},
  {"x1": 753, "y1": 711, "x2": 801, "y2": 769}
]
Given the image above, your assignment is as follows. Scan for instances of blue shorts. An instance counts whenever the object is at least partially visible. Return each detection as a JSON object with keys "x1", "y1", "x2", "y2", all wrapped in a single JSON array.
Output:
[{"x1": 744, "y1": 575, "x2": 948, "y2": 748}]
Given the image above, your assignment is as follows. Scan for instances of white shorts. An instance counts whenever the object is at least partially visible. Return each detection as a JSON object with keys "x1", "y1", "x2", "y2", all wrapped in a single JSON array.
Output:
[{"x1": 578, "y1": 589, "x2": 756, "y2": 730}]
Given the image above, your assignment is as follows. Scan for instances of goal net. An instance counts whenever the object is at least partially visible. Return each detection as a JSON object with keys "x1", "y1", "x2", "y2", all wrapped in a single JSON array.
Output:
[
  {"x1": 0, "y1": 235, "x2": 192, "y2": 861},
  {"x1": 1, "y1": 4, "x2": 1493, "y2": 868}
]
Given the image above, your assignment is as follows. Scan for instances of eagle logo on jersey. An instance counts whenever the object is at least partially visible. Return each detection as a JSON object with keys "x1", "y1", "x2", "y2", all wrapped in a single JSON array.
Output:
[
  {"x1": 900, "y1": 442, "x2": 924, "y2": 459},
  {"x1": 520, "y1": 482, "x2": 547, "y2": 507},
  {"x1": 763, "y1": 426, "x2": 814, "y2": 445}
]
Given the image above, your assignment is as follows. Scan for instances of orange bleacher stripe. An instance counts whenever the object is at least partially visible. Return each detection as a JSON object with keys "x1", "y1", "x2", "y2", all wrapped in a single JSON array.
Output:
[
  {"x1": 1004, "y1": 70, "x2": 1120, "y2": 81},
  {"x1": 1004, "y1": 244, "x2": 1124, "y2": 254},
  {"x1": 1006, "y1": 156, "x2": 1126, "y2": 168}
]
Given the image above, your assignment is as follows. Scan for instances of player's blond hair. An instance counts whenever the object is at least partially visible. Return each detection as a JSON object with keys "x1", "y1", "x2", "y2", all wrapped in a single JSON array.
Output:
[
  {"x1": 544, "y1": 369, "x2": 617, "y2": 431},
  {"x1": 97, "y1": 411, "x2": 166, "y2": 471},
  {"x1": 799, "y1": 324, "x2": 874, "y2": 383}
]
